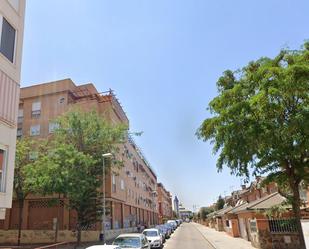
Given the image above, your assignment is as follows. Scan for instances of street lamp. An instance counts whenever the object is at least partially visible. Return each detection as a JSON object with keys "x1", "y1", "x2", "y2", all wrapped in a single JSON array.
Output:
[{"x1": 101, "y1": 153, "x2": 113, "y2": 244}]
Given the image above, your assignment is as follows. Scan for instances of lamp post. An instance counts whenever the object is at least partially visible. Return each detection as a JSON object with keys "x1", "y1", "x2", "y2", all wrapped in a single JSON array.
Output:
[{"x1": 101, "y1": 153, "x2": 113, "y2": 244}]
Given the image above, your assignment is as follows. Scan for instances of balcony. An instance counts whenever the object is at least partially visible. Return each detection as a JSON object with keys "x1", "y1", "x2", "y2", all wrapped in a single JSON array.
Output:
[
  {"x1": 17, "y1": 128, "x2": 22, "y2": 138},
  {"x1": 17, "y1": 116, "x2": 23, "y2": 124},
  {"x1": 31, "y1": 110, "x2": 41, "y2": 118}
]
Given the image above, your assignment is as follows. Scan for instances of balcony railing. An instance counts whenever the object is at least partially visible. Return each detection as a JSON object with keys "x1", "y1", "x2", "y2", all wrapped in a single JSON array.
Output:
[
  {"x1": 17, "y1": 116, "x2": 23, "y2": 124},
  {"x1": 31, "y1": 110, "x2": 41, "y2": 118}
]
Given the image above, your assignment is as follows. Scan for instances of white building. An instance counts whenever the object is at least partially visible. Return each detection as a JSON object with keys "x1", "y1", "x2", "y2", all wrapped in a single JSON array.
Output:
[
  {"x1": 0, "y1": 0, "x2": 26, "y2": 219},
  {"x1": 178, "y1": 203, "x2": 192, "y2": 220}
]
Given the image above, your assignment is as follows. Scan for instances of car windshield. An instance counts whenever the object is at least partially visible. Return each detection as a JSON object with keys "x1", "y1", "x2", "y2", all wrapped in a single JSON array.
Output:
[
  {"x1": 143, "y1": 230, "x2": 158, "y2": 236},
  {"x1": 113, "y1": 237, "x2": 141, "y2": 248}
]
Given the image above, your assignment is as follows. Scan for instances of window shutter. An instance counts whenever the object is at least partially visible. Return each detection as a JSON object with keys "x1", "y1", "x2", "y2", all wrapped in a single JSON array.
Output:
[{"x1": 0, "y1": 17, "x2": 16, "y2": 63}]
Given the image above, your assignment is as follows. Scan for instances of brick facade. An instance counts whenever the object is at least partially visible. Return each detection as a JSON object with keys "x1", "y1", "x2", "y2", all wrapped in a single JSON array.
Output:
[{"x1": 1, "y1": 79, "x2": 160, "y2": 243}]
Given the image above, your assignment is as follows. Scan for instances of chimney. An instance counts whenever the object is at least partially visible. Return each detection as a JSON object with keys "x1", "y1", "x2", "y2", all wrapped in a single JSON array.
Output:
[{"x1": 241, "y1": 184, "x2": 246, "y2": 190}]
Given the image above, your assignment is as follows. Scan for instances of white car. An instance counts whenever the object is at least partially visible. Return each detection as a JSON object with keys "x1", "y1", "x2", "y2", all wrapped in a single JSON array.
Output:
[
  {"x1": 113, "y1": 233, "x2": 150, "y2": 249},
  {"x1": 143, "y1": 228, "x2": 163, "y2": 249},
  {"x1": 86, "y1": 246, "x2": 121, "y2": 249}
]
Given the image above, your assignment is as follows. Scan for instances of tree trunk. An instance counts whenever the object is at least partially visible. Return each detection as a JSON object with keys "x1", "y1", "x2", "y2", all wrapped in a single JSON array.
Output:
[
  {"x1": 17, "y1": 199, "x2": 24, "y2": 246},
  {"x1": 75, "y1": 225, "x2": 82, "y2": 248},
  {"x1": 291, "y1": 182, "x2": 306, "y2": 249}
]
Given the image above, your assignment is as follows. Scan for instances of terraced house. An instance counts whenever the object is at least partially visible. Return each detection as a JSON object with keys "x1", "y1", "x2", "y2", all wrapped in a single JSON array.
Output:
[
  {"x1": 0, "y1": 0, "x2": 25, "y2": 220},
  {"x1": 0, "y1": 79, "x2": 159, "y2": 243},
  {"x1": 205, "y1": 178, "x2": 309, "y2": 249}
]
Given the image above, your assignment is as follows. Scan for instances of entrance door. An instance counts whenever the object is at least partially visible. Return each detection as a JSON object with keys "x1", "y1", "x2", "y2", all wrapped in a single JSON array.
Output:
[{"x1": 239, "y1": 218, "x2": 248, "y2": 240}]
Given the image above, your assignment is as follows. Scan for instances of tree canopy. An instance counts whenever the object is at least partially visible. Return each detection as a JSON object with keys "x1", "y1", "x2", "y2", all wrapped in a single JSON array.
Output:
[
  {"x1": 27, "y1": 109, "x2": 128, "y2": 245},
  {"x1": 14, "y1": 137, "x2": 47, "y2": 245},
  {"x1": 197, "y1": 42, "x2": 309, "y2": 248},
  {"x1": 215, "y1": 196, "x2": 225, "y2": 211},
  {"x1": 199, "y1": 207, "x2": 214, "y2": 220}
]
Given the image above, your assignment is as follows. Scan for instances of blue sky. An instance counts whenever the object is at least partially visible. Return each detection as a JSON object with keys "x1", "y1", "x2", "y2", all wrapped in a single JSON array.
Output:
[{"x1": 21, "y1": 0, "x2": 309, "y2": 210}]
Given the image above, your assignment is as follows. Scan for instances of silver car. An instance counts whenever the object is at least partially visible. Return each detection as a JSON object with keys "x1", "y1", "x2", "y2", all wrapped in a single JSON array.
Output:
[{"x1": 113, "y1": 233, "x2": 150, "y2": 249}]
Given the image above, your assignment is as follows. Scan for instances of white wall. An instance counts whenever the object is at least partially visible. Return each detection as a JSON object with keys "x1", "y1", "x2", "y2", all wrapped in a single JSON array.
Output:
[
  {"x1": 0, "y1": 0, "x2": 25, "y2": 216},
  {"x1": 0, "y1": 121, "x2": 17, "y2": 210}
]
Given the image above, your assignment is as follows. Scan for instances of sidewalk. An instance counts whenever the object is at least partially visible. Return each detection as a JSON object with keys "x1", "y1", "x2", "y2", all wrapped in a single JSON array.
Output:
[{"x1": 193, "y1": 223, "x2": 255, "y2": 249}]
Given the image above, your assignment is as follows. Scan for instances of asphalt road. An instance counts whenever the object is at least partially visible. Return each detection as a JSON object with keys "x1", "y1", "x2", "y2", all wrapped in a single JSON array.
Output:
[{"x1": 164, "y1": 223, "x2": 215, "y2": 249}]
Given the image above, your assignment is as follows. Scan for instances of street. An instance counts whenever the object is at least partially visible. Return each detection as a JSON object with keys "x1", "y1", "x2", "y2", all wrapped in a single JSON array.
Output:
[{"x1": 164, "y1": 223, "x2": 215, "y2": 249}]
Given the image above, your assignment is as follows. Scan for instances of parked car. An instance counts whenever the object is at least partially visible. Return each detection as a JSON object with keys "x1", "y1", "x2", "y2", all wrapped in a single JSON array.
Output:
[
  {"x1": 155, "y1": 225, "x2": 166, "y2": 242},
  {"x1": 113, "y1": 233, "x2": 150, "y2": 249},
  {"x1": 166, "y1": 220, "x2": 177, "y2": 230},
  {"x1": 165, "y1": 222, "x2": 175, "y2": 233},
  {"x1": 162, "y1": 224, "x2": 172, "y2": 237},
  {"x1": 86, "y1": 246, "x2": 121, "y2": 249},
  {"x1": 143, "y1": 228, "x2": 163, "y2": 248},
  {"x1": 157, "y1": 224, "x2": 169, "y2": 240}
]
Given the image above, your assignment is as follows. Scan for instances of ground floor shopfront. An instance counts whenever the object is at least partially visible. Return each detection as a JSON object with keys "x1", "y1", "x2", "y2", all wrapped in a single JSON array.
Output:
[{"x1": 0, "y1": 198, "x2": 158, "y2": 244}]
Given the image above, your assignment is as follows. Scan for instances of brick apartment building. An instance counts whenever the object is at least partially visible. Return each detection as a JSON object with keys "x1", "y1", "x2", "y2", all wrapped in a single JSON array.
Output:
[
  {"x1": 157, "y1": 183, "x2": 172, "y2": 223},
  {"x1": 0, "y1": 0, "x2": 25, "y2": 219},
  {"x1": 0, "y1": 79, "x2": 159, "y2": 242}
]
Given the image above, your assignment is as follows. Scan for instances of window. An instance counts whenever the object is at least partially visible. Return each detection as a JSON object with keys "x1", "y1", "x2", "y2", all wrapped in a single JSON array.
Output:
[
  {"x1": 0, "y1": 17, "x2": 16, "y2": 63},
  {"x1": 112, "y1": 174, "x2": 116, "y2": 193},
  {"x1": 17, "y1": 127, "x2": 22, "y2": 137},
  {"x1": 32, "y1": 101, "x2": 41, "y2": 118},
  {"x1": 250, "y1": 219, "x2": 257, "y2": 233},
  {"x1": 0, "y1": 146, "x2": 8, "y2": 192},
  {"x1": 18, "y1": 109, "x2": 23, "y2": 123},
  {"x1": 30, "y1": 124, "x2": 40, "y2": 136},
  {"x1": 59, "y1": 97, "x2": 65, "y2": 104},
  {"x1": 121, "y1": 179, "x2": 125, "y2": 190},
  {"x1": 49, "y1": 122, "x2": 59, "y2": 134}
]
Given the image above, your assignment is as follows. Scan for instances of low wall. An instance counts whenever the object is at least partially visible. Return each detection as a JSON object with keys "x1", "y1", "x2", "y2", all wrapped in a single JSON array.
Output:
[
  {"x1": 0, "y1": 227, "x2": 137, "y2": 244},
  {"x1": 255, "y1": 219, "x2": 300, "y2": 249},
  {"x1": 258, "y1": 230, "x2": 300, "y2": 249}
]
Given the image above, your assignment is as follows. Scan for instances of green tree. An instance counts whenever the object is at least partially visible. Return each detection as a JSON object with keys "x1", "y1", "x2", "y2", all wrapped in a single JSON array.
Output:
[
  {"x1": 14, "y1": 138, "x2": 45, "y2": 245},
  {"x1": 33, "y1": 144, "x2": 101, "y2": 245},
  {"x1": 197, "y1": 42, "x2": 309, "y2": 248},
  {"x1": 28, "y1": 109, "x2": 127, "y2": 246},
  {"x1": 215, "y1": 196, "x2": 225, "y2": 211},
  {"x1": 199, "y1": 207, "x2": 214, "y2": 221}
]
